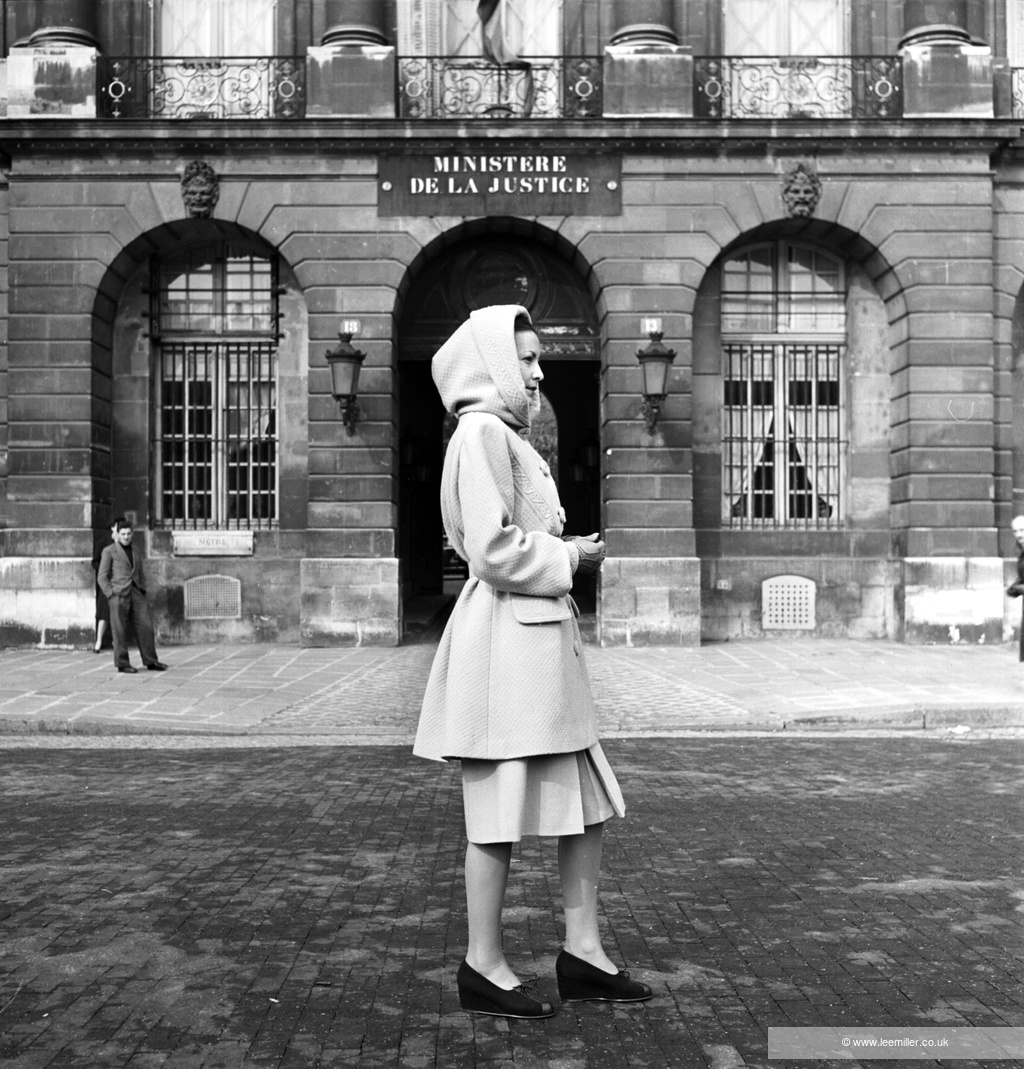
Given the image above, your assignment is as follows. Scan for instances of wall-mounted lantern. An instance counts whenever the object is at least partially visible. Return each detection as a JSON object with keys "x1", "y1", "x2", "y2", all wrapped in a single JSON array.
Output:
[
  {"x1": 325, "y1": 320, "x2": 365, "y2": 436},
  {"x1": 636, "y1": 317, "x2": 676, "y2": 434}
]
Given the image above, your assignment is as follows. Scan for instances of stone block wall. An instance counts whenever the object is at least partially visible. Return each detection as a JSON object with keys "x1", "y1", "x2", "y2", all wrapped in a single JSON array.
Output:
[
  {"x1": 600, "y1": 557, "x2": 701, "y2": 645},
  {"x1": 3, "y1": 148, "x2": 406, "y2": 646},
  {"x1": 145, "y1": 532, "x2": 305, "y2": 645},
  {"x1": 701, "y1": 557, "x2": 898, "y2": 641},
  {"x1": 1, "y1": 113, "x2": 1021, "y2": 649},
  {"x1": 300, "y1": 557, "x2": 399, "y2": 645},
  {"x1": 0, "y1": 170, "x2": 8, "y2": 534},
  {"x1": 0, "y1": 557, "x2": 94, "y2": 647},
  {"x1": 899, "y1": 556, "x2": 1005, "y2": 643}
]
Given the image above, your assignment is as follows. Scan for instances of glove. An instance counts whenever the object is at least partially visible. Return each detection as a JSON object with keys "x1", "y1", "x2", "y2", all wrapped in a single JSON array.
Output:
[{"x1": 564, "y1": 533, "x2": 606, "y2": 576}]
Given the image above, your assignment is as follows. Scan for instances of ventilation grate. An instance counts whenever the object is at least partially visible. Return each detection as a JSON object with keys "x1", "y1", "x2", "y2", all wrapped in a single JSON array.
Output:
[
  {"x1": 184, "y1": 575, "x2": 242, "y2": 620},
  {"x1": 762, "y1": 575, "x2": 816, "y2": 630}
]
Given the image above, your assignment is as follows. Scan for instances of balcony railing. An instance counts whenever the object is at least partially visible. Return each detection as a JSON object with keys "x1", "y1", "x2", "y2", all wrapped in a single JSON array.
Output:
[
  {"x1": 694, "y1": 56, "x2": 902, "y2": 120},
  {"x1": 1013, "y1": 68, "x2": 1024, "y2": 117},
  {"x1": 97, "y1": 56, "x2": 306, "y2": 119},
  {"x1": 91, "y1": 53, "x2": 906, "y2": 122},
  {"x1": 397, "y1": 56, "x2": 602, "y2": 120}
]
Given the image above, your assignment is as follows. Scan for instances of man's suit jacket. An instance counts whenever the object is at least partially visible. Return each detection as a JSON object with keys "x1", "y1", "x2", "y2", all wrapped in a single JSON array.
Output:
[{"x1": 97, "y1": 541, "x2": 147, "y2": 599}]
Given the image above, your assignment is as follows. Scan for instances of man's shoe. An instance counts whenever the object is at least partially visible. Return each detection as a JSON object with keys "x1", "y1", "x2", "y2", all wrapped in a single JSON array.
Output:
[
  {"x1": 146, "y1": 662, "x2": 169, "y2": 671},
  {"x1": 117, "y1": 666, "x2": 138, "y2": 674}
]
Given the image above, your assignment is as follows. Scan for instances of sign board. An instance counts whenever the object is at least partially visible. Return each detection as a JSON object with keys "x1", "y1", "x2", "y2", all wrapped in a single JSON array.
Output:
[
  {"x1": 172, "y1": 531, "x2": 255, "y2": 557},
  {"x1": 379, "y1": 153, "x2": 621, "y2": 216}
]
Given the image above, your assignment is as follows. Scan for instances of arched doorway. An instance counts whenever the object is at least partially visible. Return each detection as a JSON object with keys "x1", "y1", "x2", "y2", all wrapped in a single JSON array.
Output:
[{"x1": 397, "y1": 230, "x2": 601, "y2": 641}]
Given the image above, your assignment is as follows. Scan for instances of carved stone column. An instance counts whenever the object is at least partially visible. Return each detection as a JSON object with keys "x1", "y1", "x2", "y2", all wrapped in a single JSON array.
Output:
[
  {"x1": 8, "y1": 0, "x2": 99, "y2": 118},
  {"x1": 322, "y1": 0, "x2": 388, "y2": 46},
  {"x1": 603, "y1": 0, "x2": 692, "y2": 117},
  {"x1": 900, "y1": 0, "x2": 991, "y2": 117},
  {"x1": 609, "y1": 0, "x2": 677, "y2": 48},
  {"x1": 307, "y1": 0, "x2": 394, "y2": 118},
  {"x1": 901, "y1": 0, "x2": 970, "y2": 46},
  {"x1": 26, "y1": 0, "x2": 99, "y2": 47}
]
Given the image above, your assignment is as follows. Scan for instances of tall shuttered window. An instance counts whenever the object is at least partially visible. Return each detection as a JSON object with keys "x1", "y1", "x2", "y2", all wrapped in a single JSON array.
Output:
[
  {"x1": 724, "y1": 0, "x2": 848, "y2": 55},
  {"x1": 157, "y1": 0, "x2": 276, "y2": 56},
  {"x1": 153, "y1": 244, "x2": 279, "y2": 529},
  {"x1": 721, "y1": 242, "x2": 846, "y2": 528},
  {"x1": 399, "y1": 0, "x2": 561, "y2": 57}
]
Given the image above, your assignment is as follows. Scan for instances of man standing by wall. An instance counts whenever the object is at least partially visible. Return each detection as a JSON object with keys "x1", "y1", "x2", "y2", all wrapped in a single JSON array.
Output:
[
  {"x1": 96, "y1": 517, "x2": 169, "y2": 675},
  {"x1": 1006, "y1": 516, "x2": 1024, "y2": 662}
]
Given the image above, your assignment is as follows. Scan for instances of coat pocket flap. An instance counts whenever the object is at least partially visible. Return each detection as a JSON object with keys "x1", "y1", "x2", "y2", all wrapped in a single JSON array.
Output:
[{"x1": 509, "y1": 593, "x2": 573, "y2": 624}]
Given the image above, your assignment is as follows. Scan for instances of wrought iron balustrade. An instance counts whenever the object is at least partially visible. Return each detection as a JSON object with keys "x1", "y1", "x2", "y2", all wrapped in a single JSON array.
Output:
[
  {"x1": 92, "y1": 51, "x2": 908, "y2": 123},
  {"x1": 98, "y1": 56, "x2": 306, "y2": 119},
  {"x1": 397, "y1": 55, "x2": 602, "y2": 119},
  {"x1": 695, "y1": 56, "x2": 902, "y2": 120},
  {"x1": 1013, "y1": 68, "x2": 1024, "y2": 118}
]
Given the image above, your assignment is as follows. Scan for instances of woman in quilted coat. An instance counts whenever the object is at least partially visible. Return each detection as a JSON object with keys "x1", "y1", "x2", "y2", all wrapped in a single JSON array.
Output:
[{"x1": 414, "y1": 304, "x2": 652, "y2": 1019}]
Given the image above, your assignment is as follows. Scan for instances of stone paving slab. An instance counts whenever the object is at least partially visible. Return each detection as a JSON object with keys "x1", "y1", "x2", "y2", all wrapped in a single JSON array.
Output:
[
  {"x1": 1, "y1": 639, "x2": 1023, "y2": 738},
  {"x1": 0, "y1": 737, "x2": 1021, "y2": 1068}
]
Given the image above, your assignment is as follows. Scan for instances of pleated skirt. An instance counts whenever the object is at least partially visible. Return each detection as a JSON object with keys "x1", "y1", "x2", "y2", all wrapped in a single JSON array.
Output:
[{"x1": 461, "y1": 743, "x2": 626, "y2": 844}]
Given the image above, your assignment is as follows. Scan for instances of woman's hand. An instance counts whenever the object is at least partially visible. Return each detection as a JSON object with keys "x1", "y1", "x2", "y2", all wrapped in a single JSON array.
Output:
[{"x1": 565, "y1": 533, "x2": 606, "y2": 576}]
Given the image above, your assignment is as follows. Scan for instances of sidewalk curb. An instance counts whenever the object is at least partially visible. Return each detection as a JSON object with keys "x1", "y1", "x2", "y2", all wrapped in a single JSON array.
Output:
[{"x1": 0, "y1": 704, "x2": 1019, "y2": 738}]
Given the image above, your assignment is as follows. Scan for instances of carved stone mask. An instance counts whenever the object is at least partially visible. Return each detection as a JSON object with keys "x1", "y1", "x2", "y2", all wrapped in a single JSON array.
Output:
[
  {"x1": 781, "y1": 163, "x2": 822, "y2": 218},
  {"x1": 181, "y1": 161, "x2": 220, "y2": 218}
]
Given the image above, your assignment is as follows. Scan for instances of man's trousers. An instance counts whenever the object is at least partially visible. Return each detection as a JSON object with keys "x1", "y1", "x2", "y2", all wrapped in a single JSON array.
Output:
[{"x1": 109, "y1": 587, "x2": 158, "y2": 668}]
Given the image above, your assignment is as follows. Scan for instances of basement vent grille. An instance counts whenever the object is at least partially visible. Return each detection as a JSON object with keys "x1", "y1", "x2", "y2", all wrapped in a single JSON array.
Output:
[
  {"x1": 762, "y1": 575, "x2": 816, "y2": 630},
  {"x1": 184, "y1": 575, "x2": 242, "y2": 620}
]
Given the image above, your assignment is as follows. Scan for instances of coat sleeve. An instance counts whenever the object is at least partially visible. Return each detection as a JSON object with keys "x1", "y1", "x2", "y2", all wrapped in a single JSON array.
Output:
[
  {"x1": 456, "y1": 417, "x2": 575, "y2": 596},
  {"x1": 97, "y1": 547, "x2": 114, "y2": 599}
]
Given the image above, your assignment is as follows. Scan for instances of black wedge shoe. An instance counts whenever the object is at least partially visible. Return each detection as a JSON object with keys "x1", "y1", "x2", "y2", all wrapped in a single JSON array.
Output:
[
  {"x1": 555, "y1": 950, "x2": 653, "y2": 1003},
  {"x1": 456, "y1": 961, "x2": 555, "y2": 1019}
]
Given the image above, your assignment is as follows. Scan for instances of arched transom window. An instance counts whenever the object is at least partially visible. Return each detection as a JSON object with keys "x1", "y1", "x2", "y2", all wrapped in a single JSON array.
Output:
[
  {"x1": 152, "y1": 242, "x2": 279, "y2": 529},
  {"x1": 721, "y1": 241, "x2": 846, "y2": 528}
]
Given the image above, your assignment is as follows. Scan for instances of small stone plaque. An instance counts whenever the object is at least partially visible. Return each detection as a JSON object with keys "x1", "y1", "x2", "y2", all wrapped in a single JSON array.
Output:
[{"x1": 172, "y1": 531, "x2": 254, "y2": 557}]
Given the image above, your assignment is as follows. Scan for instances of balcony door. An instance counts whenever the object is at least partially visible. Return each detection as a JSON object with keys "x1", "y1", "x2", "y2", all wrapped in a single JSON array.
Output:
[
  {"x1": 400, "y1": 0, "x2": 561, "y2": 58},
  {"x1": 158, "y1": 0, "x2": 276, "y2": 56},
  {"x1": 1010, "y1": 0, "x2": 1024, "y2": 66},
  {"x1": 150, "y1": 0, "x2": 280, "y2": 119},
  {"x1": 724, "y1": 0, "x2": 848, "y2": 56}
]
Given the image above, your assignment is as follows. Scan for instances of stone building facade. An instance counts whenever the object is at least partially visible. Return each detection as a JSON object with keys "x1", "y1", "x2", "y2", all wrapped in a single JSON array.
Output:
[{"x1": 2, "y1": 0, "x2": 1024, "y2": 648}]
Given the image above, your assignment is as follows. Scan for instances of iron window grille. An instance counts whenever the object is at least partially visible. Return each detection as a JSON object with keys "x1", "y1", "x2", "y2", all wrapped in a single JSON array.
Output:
[
  {"x1": 721, "y1": 243, "x2": 846, "y2": 529},
  {"x1": 152, "y1": 248, "x2": 280, "y2": 530}
]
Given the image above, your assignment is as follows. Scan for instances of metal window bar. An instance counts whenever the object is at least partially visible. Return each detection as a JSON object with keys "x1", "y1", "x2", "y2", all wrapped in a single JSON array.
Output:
[
  {"x1": 721, "y1": 289, "x2": 846, "y2": 333},
  {"x1": 155, "y1": 342, "x2": 278, "y2": 529},
  {"x1": 723, "y1": 342, "x2": 843, "y2": 529},
  {"x1": 153, "y1": 250, "x2": 280, "y2": 531},
  {"x1": 98, "y1": 56, "x2": 306, "y2": 119}
]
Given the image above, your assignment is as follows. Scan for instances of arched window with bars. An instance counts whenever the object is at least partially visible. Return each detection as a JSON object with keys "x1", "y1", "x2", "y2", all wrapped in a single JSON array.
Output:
[
  {"x1": 152, "y1": 243, "x2": 280, "y2": 530},
  {"x1": 721, "y1": 241, "x2": 846, "y2": 528}
]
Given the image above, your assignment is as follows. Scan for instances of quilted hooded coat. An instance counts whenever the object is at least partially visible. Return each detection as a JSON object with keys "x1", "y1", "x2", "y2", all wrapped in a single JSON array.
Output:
[{"x1": 413, "y1": 304, "x2": 601, "y2": 762}]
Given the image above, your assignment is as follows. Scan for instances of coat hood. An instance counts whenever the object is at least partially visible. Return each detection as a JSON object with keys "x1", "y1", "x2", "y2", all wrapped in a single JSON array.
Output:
[{"x1": 432, "y1": 304, "x2": 534, "y2": 430}]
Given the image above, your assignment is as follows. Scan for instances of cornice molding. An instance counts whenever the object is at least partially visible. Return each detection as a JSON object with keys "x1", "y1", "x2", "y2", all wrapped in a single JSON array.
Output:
[{"x1": 1, "y1": 118, "x2": 1020, "y2": 157}]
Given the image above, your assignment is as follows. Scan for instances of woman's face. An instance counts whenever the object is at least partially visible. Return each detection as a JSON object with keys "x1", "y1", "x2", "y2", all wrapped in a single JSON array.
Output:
[{"x1": 516, "y1": 328, "x2": 543, "y2": 395}]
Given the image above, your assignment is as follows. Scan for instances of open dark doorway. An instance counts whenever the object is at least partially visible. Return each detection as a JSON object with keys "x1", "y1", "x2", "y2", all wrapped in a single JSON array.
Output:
[{"x1": 397, "y1": 231, "x2": 601, "y2": 643}]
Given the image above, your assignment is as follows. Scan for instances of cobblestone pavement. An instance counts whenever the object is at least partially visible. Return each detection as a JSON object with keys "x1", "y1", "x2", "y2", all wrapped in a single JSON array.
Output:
[
  {"x1": 1, "y1": 737, "x2": 1022, "y2": 1068},
  {"x1": 1, "y1": 639, "x2": 1022, "y2": 738}
]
